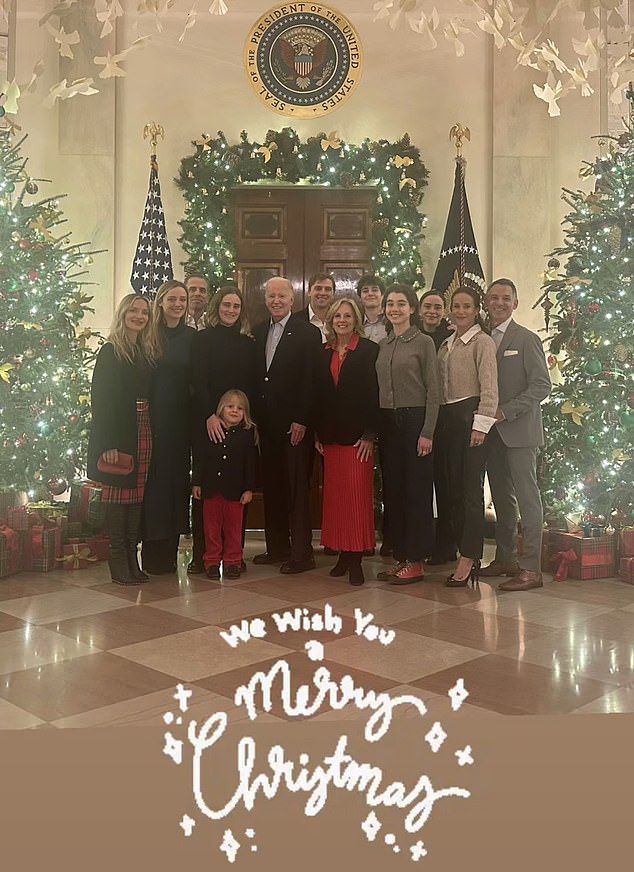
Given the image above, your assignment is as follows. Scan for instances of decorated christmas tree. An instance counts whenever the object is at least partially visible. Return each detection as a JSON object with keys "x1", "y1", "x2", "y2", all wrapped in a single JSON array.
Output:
[
  {"x1": 0, "y1": 129, "x2": 99, "y2": 499},
  {"x1": 538, "y1": 100, "x2": 634, "y2": 528}
]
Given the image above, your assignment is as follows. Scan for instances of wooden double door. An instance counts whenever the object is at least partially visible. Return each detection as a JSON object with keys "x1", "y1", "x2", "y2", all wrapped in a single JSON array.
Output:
[
  {"x1": 231, "y1": 185, "x2": 376, "y2": 329},
  {"x1": 230, "y1": 185, "x2": 376, "y2": 529}
]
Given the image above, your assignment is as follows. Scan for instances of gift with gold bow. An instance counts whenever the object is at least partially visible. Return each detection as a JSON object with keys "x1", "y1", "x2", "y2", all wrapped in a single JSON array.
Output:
[{"x1": 57, "y1": 540, "x2": 98, "y2": 570}]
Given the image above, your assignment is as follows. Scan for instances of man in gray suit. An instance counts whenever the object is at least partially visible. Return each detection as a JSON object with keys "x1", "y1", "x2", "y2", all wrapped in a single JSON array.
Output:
[{"x1": 480, "y1": 278, "x2": 551, "y2": 591}]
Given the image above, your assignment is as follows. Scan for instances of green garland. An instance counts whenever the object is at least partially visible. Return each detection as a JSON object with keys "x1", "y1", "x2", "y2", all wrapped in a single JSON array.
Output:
[{"x1": 176, "y1": 127, "x2": 428, "y2": 288}]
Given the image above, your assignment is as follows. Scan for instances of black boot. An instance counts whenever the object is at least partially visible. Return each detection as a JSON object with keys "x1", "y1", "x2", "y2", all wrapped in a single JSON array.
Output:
[
  {"x1": 348, "y1": 552, "x2": 365, "y2": 586},
  {"x1": 329, "y1": 552, "x2": 350, "y2": 577},
  {"x1": 105, "y1": 504, "x2": 137, "y2": 585},
  {"x1": 126, "y1": 504, "x2": 149, "y2": 582}
]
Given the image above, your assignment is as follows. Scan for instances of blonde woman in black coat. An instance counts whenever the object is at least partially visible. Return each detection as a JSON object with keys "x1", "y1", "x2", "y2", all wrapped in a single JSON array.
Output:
[{"x1": 88, "y1": 294, "x2": 156, "y2": 585}]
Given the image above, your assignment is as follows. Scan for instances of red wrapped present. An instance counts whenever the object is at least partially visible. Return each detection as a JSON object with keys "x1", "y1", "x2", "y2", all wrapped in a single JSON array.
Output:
[
  {"x1": 620, "y1": 527, "x2": 634, "y2": 558},
  {"x1": 86, "y1": 534, "x2": 110, "y2": 561},
  {"x1": 548, "y1": 530, "x2": 616, "y2": 580},
  {"x1": 7, "y1": 506, "x2": 29, "y2": 531},
  {"x1": 619, "y1": 557, "x2": 634, "y2": 585},
  {"x1": 57, "y1": 540, "x2": 98, "y2": 570},
  {"x1": 23, "y1": 525, "x2": 62, "y2": 572},
  {"x1": 0, "y1": 524, "x2": 23, "y2": 577}
]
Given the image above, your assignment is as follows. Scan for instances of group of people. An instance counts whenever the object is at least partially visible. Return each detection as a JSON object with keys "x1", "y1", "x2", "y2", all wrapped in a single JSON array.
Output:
[{"x1": 88, "y1": 270, "x2": 550, "y2": 593}]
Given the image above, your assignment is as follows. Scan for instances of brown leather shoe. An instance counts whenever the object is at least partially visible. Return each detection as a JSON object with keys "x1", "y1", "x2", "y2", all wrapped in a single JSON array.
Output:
[
  {"x1": 498, "y1": 569, "x2": 543, "y2": 591},
  {"x1": 479, "y1": 559, "x2": 521, "y2": 578}
]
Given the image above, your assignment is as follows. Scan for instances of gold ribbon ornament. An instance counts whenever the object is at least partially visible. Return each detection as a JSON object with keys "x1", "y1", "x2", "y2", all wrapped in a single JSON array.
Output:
[
  {"x1": 257, "y1": 142, "x2": 278, "y2": 163},
  {"x1": 561, "y1": 399, "x2": 590, "y2": 425},
  {"x1": 321, "y1": 131, "x2": 342, "y2": 151}
]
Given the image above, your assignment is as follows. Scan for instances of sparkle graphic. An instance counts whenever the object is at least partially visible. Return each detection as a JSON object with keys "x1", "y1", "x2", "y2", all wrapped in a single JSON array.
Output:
[
  {"x1": 245, "y1": 828, "x2": 258, "y2": 852},
  {"x1": 455, "y1": 745, "x2": 474, "y2": 766},
  {"x1": 425, "y1": 721, "x2": 447, "y2": 753},
  {"x1": 163, "y1": 711, "x2": 174, "y2": 725},
  {"x1": 305, "y1": 639, "x2": 325, "y2": 661},
  {"x1": 448, "y1": 678, "x2": 469, "y2": 711},
  {"x1": 410, "y1": 841, "x2": 428, "y2": 861},
  {"x1": 174, "y1": 683, "x2": 193, "y2": 712},
  {"x1": 385, "y1": 833, "x2": 400, "y2": 852},
  {"x1": 361, "y1": 811, "x2": 382, "y2": 842},
  {"x1": 220, "y1": 829, "x2": 241, "y2": 863},
  {"x1": 180, "y1": 814, "x2": 195, "y2": 837}
]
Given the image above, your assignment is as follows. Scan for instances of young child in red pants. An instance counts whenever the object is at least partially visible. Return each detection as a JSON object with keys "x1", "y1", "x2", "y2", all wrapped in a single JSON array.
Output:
[{"x1": 192, "y1": 390, "x2": 256, "y2": 580}]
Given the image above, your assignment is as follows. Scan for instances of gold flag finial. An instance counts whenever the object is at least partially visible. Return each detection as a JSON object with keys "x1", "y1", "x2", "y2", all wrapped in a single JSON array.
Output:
[
  {"x1": 143, "y1": 121, "x2": 164, "y2": 150},
  {"x1": 449, "y1": 123, "x2": 471, "y2": 159}
]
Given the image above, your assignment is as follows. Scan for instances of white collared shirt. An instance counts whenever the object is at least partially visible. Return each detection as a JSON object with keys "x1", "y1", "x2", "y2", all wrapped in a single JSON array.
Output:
[
  {"x1": 265, "y1": 311, "x2": 292, "y2": 369},
  {"x1": 491, "y1": 315, "x2": 513, "y2": 349},
  {"x1": 308, "y1": 304, "x2": 328, "y2": 342},
  {"x1": 440, "y1": 323, "x2": 497, "y2": 433},
  {"x1": 186, "y1": 312, "x2": 206, "y2": 331}
]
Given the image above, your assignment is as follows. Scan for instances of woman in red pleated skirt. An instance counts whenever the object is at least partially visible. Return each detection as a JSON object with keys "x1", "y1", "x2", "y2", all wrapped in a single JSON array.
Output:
[{"x1": 314, "y1": 297, "x2": 380, "y2": 586}]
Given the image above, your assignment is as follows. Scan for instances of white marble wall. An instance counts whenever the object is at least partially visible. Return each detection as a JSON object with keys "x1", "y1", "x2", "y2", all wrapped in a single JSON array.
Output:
[{"x1": 13, "y1": 1, "x2": 602, "y2": 333}]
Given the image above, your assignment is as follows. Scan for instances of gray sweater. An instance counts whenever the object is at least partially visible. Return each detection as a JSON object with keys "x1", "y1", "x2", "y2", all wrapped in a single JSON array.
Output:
[{"x1": 375, "y1": 326, "x2": 440, "y2": 439}]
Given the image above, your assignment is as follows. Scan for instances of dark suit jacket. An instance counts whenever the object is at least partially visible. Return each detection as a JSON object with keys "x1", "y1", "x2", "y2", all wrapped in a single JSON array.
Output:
[
  {"x1": 314, "y1": 338, "x2": 380, "y2": 445},
  {"x1": 252, "y1": 313, "x2": 322, "y2": 435},
  {"x1": 192, "y1": 424, "x2": 256, "y2": 501},
  {"x1": 495, "y1": 319, "x2": 551, "y2": 448}
]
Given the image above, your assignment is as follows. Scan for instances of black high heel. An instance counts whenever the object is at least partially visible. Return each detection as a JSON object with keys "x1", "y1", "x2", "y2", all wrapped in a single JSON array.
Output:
[{"x1": 445, "y1": 558, "x2": 477, "y2": 588}]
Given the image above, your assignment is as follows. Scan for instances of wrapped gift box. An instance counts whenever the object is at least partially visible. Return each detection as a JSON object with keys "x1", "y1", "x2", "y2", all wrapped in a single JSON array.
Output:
[
  {"x1": 619, "y1": 557, "x2": 634, "y2": 585},
  {"x1": 7, "y1": 506, "x2": 29, "y2": 531},
  {"x1": 86, "y1": 534, "x2": 110, "y2": 561},
  {"x1": 58, "y1": 539, "x2": 98, "y2": 571},
  {"x1": 549, "y1": 530, "x2": 616, "y2": 580},
  {"x1": 620, "y1": 527, "x2": 634, "y2": 558},
  {"x1": 0, "y1": 525, "x2": 23, "y2": 578},
  {"x1": 63, "y1": 520, "x2": 84, "y2": 542},
  {"x1": 23, "y1": 525, "x2": 62, "y2": 572}
]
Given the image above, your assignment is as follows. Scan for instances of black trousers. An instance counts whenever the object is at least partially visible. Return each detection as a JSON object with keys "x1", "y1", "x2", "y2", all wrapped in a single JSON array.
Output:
[
  {"x1": 260, "y1": 428, "x2": 314, "y2": 563},
  {"x1": 432, "y1": 444, "x2": 457, "y2": 559},
  {"x1": 380, "y1": 407, "x2": 434, "y2": 563},
  {"x1": 435, "y1": 398, "x2": 486, "y2": 561}
]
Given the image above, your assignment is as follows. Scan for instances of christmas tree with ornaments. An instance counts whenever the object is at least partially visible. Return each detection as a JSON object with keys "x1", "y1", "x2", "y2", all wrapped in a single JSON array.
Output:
[
  {"x1": 538, "y1": 94, "x2": 634, "y2": 530},
  {"x1": 0, "y1": 129, "x2": 99, "y2": 499}
]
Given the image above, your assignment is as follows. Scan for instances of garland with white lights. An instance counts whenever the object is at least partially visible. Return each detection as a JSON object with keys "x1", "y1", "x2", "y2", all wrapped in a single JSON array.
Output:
[{"x1": 176, "y1": 127, "x2": 429, "y2": 287}]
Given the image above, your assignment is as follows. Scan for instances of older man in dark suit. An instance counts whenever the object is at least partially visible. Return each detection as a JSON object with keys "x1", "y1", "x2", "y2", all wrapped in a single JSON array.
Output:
[
  {"x1": 480, "y1": 278, "x2": 551, "y2": 591},
  {"x1": 253, "y1": 277, "x2": 322, "y2": 573}
]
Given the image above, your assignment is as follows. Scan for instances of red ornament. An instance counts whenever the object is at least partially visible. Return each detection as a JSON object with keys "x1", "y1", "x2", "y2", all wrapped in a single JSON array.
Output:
[
  {"x1": 40, "y1": 337, "x2": 49, "y2": 347},
  {"x1": 584, "y1": 473, "x2": 595, "y2": 486},
  {"x1": 68, "y1": 414, "x2": 78, "y2": 424},
  {"x1": 588, "y1": 302, "x2": 601, "y2": 314},
  {"x1": 27, "y1": 270, "x2": 39, "y2": 282},
  {"x1": 628, "y1": 393, "x2": 634, "y2": 409},
  {"x1": 18, "y1": 238, "x2": 30, "y2": 250}
]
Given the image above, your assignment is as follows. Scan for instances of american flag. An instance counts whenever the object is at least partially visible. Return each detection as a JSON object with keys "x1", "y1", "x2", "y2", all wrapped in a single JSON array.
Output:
[
  {"x1": 431, "y1": 157, "x2": 485, "y2": 304},
  {"x1": 130, "y1": 154, "x2": 173, "y2": 297}
]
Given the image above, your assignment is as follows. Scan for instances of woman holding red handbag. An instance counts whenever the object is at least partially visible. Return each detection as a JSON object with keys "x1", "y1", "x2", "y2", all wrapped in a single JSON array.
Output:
[{"x1": 87, "y1": 294, "x2": 156, "y2": 584}]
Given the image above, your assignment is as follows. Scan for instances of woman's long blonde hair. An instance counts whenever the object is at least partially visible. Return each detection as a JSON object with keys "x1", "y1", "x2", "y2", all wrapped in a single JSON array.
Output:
[
  {"x1": 324, "y1": 296, "x2": 365, "y2": 346},
  {"x1": 108, "y1": 294, "x2": 157, "y2": 365},
  {"x1": 148, "y1": 279, "x2": 188, "y2": 358}
]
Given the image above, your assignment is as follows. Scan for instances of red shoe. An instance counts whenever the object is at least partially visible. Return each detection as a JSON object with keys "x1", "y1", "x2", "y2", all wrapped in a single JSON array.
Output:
[
  {"x1": 377, "y1": 562, "x2": 405, "y2": 581},
  {"x1": 390, "y1": 562, "x2": 425, "y2": 585}
]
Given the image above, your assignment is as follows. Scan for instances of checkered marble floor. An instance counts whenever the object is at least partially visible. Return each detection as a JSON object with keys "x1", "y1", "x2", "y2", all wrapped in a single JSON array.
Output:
[{"x1": 2, "y1": 535, "x2": 634, "y2": 728}]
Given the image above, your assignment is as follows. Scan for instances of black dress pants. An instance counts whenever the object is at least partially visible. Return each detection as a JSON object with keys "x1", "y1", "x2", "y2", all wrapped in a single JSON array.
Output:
[
  {"x1": 435, "y1": 398, "x2": 486, "y2": 561},
  {"x1": 260, "y1": 428, "x2": 314, "y2": 563},
  {"x1": 380, "y1": 407, "x2": 434, "y2": 563}
]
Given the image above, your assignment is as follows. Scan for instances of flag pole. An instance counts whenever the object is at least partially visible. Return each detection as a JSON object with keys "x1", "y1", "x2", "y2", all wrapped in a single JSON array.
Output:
[
  {"x1": 130, "y1": 121, "x2": 173, "y2": 297},
  {"x1": 448, "y1": 123, "x2": 471, "y2": 284},
  {"x1": 430, "y1": 123, "x2": 484, "y2": 300}
]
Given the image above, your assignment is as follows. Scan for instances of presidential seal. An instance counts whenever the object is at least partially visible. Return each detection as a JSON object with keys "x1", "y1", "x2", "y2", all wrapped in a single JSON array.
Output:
[{"x1": 244, "y1": 4, "x2": 363, "y2": 118}]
